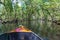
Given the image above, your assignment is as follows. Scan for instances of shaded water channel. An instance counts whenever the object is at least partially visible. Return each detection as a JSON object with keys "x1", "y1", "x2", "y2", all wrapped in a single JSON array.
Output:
[{"x1": 0, "y1": 20, "x2": 60, "y2": 40}]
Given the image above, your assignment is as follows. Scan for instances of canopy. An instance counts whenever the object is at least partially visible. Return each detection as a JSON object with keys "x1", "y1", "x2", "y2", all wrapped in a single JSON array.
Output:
[{"x1": 0, "y1": 26, "x2": 43, "y2": 40}]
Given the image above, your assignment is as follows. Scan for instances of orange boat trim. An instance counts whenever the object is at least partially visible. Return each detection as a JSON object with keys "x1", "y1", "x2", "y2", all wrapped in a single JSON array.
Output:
[{"x1": 11, "y1": 26, "x2": 32, "y2": 32}]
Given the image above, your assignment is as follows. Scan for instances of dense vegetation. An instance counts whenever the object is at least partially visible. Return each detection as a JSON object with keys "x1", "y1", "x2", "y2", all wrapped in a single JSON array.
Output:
[{"x1": 0, "y1": 0, "x2": 60, "y2": 40}]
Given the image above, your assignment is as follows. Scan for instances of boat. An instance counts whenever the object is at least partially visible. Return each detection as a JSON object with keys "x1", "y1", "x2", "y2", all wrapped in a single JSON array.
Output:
[{"x1": 0, "y1": 25, "x2": 43, "y2": 40}]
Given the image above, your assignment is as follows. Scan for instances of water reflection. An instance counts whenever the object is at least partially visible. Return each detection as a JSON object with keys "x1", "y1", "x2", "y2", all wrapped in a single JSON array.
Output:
[{"x1": 0, "y1": 20, "x2": 60, "y2": 40}]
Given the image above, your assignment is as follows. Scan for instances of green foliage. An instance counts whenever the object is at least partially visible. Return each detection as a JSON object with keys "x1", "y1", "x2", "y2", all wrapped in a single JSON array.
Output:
[
  {"x1": 0, "y1": 0, "x2": 60, "y2": 39},
  {"x1": 4, "y1": 0, "x2": 13, "y2": 12}
]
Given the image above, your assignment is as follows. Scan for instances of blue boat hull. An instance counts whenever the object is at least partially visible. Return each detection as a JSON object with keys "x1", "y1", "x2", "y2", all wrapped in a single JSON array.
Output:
[{"x1": 0, "y1": 32, "x2": 42, "y2": 40}]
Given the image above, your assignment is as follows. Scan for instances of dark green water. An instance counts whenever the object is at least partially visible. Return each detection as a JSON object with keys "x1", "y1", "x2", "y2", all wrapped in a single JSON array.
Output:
[{"x1": 0, "y1": 21, "x2": 60, "y2": 40}]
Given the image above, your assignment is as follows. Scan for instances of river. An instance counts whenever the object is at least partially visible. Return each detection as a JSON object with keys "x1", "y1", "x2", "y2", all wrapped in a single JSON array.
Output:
[{"x1": 0, "y1": 20, "x2": 60, "y2": 40}]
